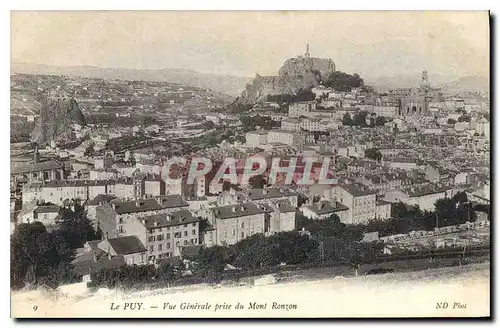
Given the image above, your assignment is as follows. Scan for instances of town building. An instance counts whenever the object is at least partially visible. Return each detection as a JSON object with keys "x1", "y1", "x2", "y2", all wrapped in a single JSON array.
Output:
[
  {"x1": 332, "y1": 183, "x2": 377, "y2": 224},
  {"x1": 300, "y1": 200, "x2": 349, "y2": 221}
]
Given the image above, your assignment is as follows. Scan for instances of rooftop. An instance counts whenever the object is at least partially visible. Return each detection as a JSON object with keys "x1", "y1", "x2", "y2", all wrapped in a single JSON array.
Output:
[
  {"x1": 338, "y1": 183, "x2": 377, "y2": 197},
  {"x1": 248, "y1": 187, "x2": 297, "y2": 201},
  {"x1": 111, "y1": 198, "x2": 164, "y2": 214},
  {"x1": 33, "y1": 205, "x2": 61, "y2": 214},
  {"x1": 143, "y1": 209, "x2": 198, "y2": 229},
  {"x1": 107, "y1": 236, "x2": 147, "y2": 255},
  {"x1": 11, "y1": 160, "x2": 62, "y2": 175},
  {"x1": 88, "y1": 194, "x2": 117, "y2": 206},
  {"x1": 155, "y1": 194, "x2": 189, "y2": 209},
  {"x1": 212, "y1": 202, "x2": 273, "y2": 220},
  {"x1": 306, "y1": 201, "x2": 349, "y2": 215}
]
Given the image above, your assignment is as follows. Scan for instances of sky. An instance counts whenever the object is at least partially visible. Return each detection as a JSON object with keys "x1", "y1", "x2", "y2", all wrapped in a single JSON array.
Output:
[{"x1": 11, "y1": 11, "x2": 490, "y2": 79}]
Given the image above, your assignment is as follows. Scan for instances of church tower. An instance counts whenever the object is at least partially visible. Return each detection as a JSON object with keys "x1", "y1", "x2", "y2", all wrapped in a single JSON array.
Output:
[
  {"x1": 421, "y1": 70, "x2": 430, "y2": 89},
  {"x1": 305, "y1": 43, "x2": 310, "y2": 59}
]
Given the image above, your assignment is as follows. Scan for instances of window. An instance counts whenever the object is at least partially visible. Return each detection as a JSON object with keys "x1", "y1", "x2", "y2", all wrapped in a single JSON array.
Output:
[
  {"x1": 232, "y1": 229, "x2": 235, "y2": 236},
  {"x1": 192, "y1": 239, "x2": 197, "y2": 245},
  {"x1": 166, "y1": 233, "x2": 170, "y2": 239},
  {"x1": 157, "y1": 234, "x2": 164, "y2": 241},
  {"x1": 119, "y1": 218, "x2": 124, "y2": 224},
  {"x1": 241, "y1": 222, "x2": 244, "y2": 228},
  {"x1": 176, "y1": 241, "x2": 180, "y2": 246},
  {"x1": 241, "y1": 232, "x2": 245, "y2": 238},
  {"x1": 158, "y1": 244, "x2": 162, "y2": 251},
  {"x1": 174, "y1": 232, "x2": 181, "y2": 238},
  {"x1": 148, "y1": 236, "x2": 155, "y2": 242},
  {"x1": 192, "y1": 229, "x2": 196, "y2": 235},
  {"x1": 184, "y1": 231, "x2": 188, "y2": 236},
  {"x1": 166, "y1": 242, "x2": 171, "y2": 248},
  {"x1": 149, "y1": 245, "x2": 154, "y2": 252},
  {"x1": 118, "y1": 226, "x2": 124, "y2": 233},
  {"x1": 183, "y1": 240, "x2": 188, "y2": 246}
]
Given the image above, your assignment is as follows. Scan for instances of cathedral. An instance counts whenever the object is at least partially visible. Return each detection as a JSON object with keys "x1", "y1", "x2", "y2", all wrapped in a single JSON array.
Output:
[{"x1": 389, "y1": 70, "x2": 442, "y2": 117}]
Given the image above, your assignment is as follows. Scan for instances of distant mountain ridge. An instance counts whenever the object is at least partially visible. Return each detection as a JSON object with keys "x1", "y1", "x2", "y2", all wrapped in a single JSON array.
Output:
[
  {"x1": 11, "y1": 62, "x2": 252, "y2": 97},
  {"x1": 439, "y1": 75, "x2": 489, "y2": 95},
  {"x1": 367, "y1": 73, "x2": 489, "y2": 95}
]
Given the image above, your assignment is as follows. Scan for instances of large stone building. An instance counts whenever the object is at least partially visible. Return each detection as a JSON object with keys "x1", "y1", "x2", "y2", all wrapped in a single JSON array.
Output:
[
  {"x1": 389, "y1": 71, "x2": 443, "y2": 117},
  {"x1": 332, "y1": 183, "x2": 377, "y2": 224}
]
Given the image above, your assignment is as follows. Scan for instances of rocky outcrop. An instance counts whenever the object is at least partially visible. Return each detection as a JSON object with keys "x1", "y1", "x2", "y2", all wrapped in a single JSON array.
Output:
[
  {"x1": 236, "y1": 47, "x2": 336, "y2": 104},
  {"x1": 30, "y1": 92, "x2": 86, "y2": 145}
]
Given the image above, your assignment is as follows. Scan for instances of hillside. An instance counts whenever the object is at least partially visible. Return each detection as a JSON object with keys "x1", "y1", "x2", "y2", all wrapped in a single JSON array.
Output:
[
  {"x1": 236, "y1": 51, "x2": 336, "y2": 104},
  {"x1": 439, "y1": 75, "x2": 489, "y2": 95},
  {"x1": 11, "y1": 62, "x2": 251, "y2": 97}
]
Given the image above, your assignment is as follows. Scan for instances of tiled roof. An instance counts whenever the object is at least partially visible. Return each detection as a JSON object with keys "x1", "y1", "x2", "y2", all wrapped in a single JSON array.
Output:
[
  {"x1": 108, "y1": 236, "x2": 147, "y2": 255},
  {"x1": 11, "y1": 160, "x2": 62, "y2": 175},
  {"x1": 71, "y1": 250, "x2": 125, "y2": 276},
  {"x1": 306, "y1": 201, "x2": 349, "y2": 215},
  {"x1": 88, "y1": 194, "x2": 117, "y2": 206},
  {"x1": 248, "y1": 188, "x2": 297, "y2": 201},
  {"x1": 338, "y1": 183, "x2": 377, "y2": 197},
  {"x1": 33, "y1": 205, "x2": 61, "y2": 213},
  {"x1": 272, "y1": 199, "x2": 296, "y2": 213},
  {"x1": 111, "y1": 198, "x2": 164, "y2": 214},
  {"x1": 212, "y1": 202, "x2": 273, "y2": 220},
  {"x1": 143, "y1": 209, "x2": 198, "y2": 229},
  {"x1": 155, "y1": 194, "x2": 189, "y2": 209}
]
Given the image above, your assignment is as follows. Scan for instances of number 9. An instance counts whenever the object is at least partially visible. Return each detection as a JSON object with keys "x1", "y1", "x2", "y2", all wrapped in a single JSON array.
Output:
[{"x1": 33, "y1": 305, "x2": 38, "y2": 312}]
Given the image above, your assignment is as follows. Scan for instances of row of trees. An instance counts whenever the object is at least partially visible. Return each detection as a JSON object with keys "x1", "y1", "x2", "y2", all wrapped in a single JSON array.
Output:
[
  {"x1": 342, "y1": 111, "x2": 389, "y2": 127},
  {"x1": 266, "y1": 88, "x2": 315, "y2": 105},
  {"x1": 90, "y1": 262, "x2": 179, "y2": 289},
  {"x1": 90, "y1": 231, "x2": 320, "y2": 288},
  {"x1": 11, "y1": 204, "x2": 100, "y2": 289},
  {"x1": 295, "y1": 213, "x2": 384, "y2": 263}
]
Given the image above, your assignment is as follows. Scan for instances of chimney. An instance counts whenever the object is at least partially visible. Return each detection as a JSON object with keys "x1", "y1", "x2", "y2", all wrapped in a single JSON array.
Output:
[{"x1": 108, "y1": 246, "x2": 112, "y2": 260}]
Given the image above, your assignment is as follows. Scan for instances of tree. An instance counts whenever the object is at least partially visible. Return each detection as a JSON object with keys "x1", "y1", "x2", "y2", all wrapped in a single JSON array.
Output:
[
  {"x1": 375, "y1": 116, "x2": 389, "y2": 126},
  {"x1": 11, "y1": 222, "x2": 73, "y2": 289},
  {"x1": 342, "y1": 112, "x2": 352, "y2": 126},
  {"x1": 323, "y1": 71, "x2": 365, "y2": 92},
  {"x1": 365, "y1": 148, "x2": 382, "y2": 162}
]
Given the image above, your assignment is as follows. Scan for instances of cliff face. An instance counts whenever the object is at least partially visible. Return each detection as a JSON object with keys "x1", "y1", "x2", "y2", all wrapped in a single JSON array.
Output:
[
  {"x1": 30, "y1": 94, "x2": 86, "y2": 145},
  {"x1": 237, "y1": 54, "x2": 336, "y2": 104}
]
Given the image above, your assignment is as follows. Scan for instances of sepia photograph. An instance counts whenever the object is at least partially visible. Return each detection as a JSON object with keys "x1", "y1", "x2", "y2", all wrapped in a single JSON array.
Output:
[{"x1": 9, "y1": 10, "x2": 491, "y2": 318}]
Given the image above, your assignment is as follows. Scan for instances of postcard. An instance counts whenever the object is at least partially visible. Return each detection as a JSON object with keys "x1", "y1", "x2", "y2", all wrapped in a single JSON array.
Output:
[{"x1": 10, "y1": 10, "x2": 490, "y2": 318}]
